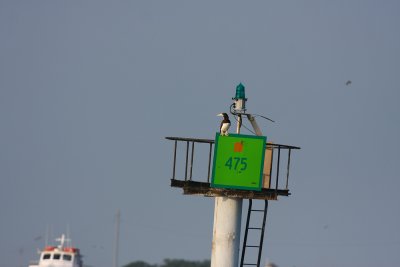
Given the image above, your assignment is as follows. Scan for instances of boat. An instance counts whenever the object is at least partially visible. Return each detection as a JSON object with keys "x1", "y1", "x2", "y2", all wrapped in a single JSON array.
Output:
[{"x1": 28, "y1": 234, "x2": 83, "y2": 267}]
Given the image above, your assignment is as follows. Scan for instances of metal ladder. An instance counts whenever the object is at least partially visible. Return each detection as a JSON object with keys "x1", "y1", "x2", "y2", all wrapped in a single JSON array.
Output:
[{"x1": 240, "y1": 199, "x2": 269, "y2": 267}]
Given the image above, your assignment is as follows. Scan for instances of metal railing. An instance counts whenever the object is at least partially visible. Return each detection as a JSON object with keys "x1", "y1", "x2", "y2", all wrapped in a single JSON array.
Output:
[{"x1": 166, "y1": 136, "x2": 300, "y2": 192}]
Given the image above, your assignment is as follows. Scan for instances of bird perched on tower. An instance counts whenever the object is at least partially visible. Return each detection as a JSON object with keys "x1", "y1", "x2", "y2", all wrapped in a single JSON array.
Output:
[{"x1": 217, "y1": 113, "x2": 231, "y2": 136}]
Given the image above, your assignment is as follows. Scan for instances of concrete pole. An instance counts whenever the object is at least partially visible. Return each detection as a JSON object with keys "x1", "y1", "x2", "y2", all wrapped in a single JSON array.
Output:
[
  {"x1": 211, "y1": 114, "x2": 243, "y2": 267},
  {"x1": 211, "y1": 197, "x2": 243, "y2": 267}
]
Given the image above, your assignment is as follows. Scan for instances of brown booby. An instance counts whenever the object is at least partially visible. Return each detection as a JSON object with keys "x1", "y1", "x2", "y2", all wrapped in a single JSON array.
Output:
[{"x1": 217, "y1": 113, "x2": 231, "y2": 136}]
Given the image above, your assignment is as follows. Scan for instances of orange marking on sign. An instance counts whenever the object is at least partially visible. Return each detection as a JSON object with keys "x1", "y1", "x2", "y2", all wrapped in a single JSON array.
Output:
[{"x1": 234, "y1": 142, "x2": 244, "y2": 152}]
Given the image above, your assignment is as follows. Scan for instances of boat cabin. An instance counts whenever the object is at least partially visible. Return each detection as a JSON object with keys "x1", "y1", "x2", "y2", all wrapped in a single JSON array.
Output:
[{"x1": 28, "y1": 235, "x2": 83, "y2": 267}]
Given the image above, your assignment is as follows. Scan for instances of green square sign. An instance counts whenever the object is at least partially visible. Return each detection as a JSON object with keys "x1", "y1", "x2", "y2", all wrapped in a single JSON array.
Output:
[{"x1": 211, "y1": 133, "x2": 267, "y2": 191}]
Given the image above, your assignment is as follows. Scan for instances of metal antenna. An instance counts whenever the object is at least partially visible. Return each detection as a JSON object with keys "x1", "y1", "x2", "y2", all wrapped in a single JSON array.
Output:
[
  {"x1": 113, "y1": 209, "x2": 121, "y2": 267},
  {"x1": 66, "y1": 224, "x2": 71, "y2": 247},
  {"x1": 45, "y1": 225, "x2": 49, "y2": 247},
  {"x1": 252, "y1": 114, "x2": 275, "y2": 123},
  {"x1": 56, "y1": 234, "x2": 69, "y2": 249}
]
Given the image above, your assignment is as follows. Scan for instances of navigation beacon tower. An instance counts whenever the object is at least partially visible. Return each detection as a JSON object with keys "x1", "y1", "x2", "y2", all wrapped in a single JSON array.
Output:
[{"x1": 166, "y1": 84, "x2": 300, "y2": 267}]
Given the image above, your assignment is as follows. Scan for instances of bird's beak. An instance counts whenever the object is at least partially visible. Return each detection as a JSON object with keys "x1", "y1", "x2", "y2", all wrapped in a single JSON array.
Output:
[{"x1": 217, "y1": 113, "x2": 223, "y2": 117}]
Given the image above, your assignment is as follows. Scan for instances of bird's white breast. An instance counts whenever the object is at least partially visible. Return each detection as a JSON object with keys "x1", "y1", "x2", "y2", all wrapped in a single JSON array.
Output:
[{"x1": 221, "y1": 122, "x2": 230, "y2": 132}]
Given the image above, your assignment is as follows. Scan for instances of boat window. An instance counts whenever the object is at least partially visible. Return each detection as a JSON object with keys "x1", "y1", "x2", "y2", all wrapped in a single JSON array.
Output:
[
  {"x1": 43, "y1": 254, "x2": 51, "y2": 260},
  {"x1": 63, "y1": 254, "x2": 72, "y2": 261},
  {"x1": 53, "y1": 254, "x2": 61, "y2": 260}
]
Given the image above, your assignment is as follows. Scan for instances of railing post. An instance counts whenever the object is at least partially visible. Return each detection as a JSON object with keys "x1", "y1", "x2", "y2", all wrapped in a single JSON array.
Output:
[
  {"x1": 190, "y1": 142, "x2": 195, "y2": 181},
  {"x1": 286, "y1": 149, "x2": 292, "y2": 190},
  {"x1": 172, "y1": 140, "x2": 177, "y2": 180},
  {"x1": 207, "y1": 143, "x2": 213, "y2": 183},
  {"x1": 185, "y1": 141, "x2": 189, "y2": 181}
]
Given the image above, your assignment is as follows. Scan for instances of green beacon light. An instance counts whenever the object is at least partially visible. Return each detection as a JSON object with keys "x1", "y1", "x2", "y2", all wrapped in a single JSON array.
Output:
[
  {"x1": 234, "y1": 83, "x2": 246, "y2": 100},
  {"x1": 233, "y1": 83, "x2": 247, "y2": 113}
]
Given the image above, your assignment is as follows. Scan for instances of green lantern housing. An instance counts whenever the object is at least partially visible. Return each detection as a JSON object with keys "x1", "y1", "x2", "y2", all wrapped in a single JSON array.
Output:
[
  {"x1": 232, "y1": 83, "x2": 247, "y2": 113},
  {"x1": 234, "y1": 83, "x2": 246, "y2": 100}
]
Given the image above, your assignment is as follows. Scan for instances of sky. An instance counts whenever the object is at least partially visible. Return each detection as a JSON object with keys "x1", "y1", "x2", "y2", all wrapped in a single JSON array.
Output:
[{"x1": 1, "y1": 1, "x2": 400, "y2": 267}]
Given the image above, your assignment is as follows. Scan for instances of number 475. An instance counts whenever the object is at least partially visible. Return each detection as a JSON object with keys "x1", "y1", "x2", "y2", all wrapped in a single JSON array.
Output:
[{"x1": 225, "y1": 157, "x2": 247, "y2": 171}]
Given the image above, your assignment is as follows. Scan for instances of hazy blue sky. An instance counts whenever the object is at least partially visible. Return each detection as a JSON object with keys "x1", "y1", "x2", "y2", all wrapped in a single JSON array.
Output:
[{"x1": 1, "y1": 1, "x2": 399, "y2": 267}]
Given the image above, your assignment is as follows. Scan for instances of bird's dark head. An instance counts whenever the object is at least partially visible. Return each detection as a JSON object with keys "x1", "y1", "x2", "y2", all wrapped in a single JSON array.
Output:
[{"x1": 217, "y1": 113, "x2": 229, "y2": 120}]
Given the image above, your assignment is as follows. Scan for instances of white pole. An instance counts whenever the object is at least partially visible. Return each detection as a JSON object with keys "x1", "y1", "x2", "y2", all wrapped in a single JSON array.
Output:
[
  {"x1": 236, "y1": 114, "x2": 242, "y2": 135},
  {"x1": 246, "y1": 114, "x2": 263, "y2": 136},
  {"x1": 211, "y1": 197, "x2": 242, "y2": 267},
  {"x1": 113, "y1": 209, "x2": 120, "y2": 267},
  {"x1": 211, "y1": 113, "x2": 243, "y2": 267}
]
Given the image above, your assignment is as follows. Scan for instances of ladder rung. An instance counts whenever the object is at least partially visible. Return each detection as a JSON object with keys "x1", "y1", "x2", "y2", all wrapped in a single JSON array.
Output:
[
  {"x1": 245, "y1": 245, "x2": 259, "y2": 248},
  {"x1": 248, "y1": 227, "x2": 262, "y2": 230},
  {"x1": 251, "y1": 209, "x2": 264, "y2": 212},
  {"x1": 243, "y1": 264, "x2": 257, "y2": 266}
]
